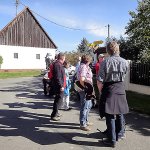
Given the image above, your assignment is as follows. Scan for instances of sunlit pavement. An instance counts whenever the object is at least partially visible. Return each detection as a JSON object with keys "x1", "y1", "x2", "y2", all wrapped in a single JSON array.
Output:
[{"x1": 0, "y1": 77, "x2": 150, "y2": 150}]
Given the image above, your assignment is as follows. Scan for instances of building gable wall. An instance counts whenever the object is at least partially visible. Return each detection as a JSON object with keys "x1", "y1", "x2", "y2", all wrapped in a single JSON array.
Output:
[{"x1": 0, "y1": 7, "x2": 57, "y2": 49}]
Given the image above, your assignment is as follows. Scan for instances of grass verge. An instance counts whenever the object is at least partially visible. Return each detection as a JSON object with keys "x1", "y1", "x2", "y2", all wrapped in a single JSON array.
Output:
[
  {"x1": 0, "y1": 70, "x2": 41, "y2": 79},
  {"x1": 126, "y1": 91, "x2": 150, "y2": 115}
]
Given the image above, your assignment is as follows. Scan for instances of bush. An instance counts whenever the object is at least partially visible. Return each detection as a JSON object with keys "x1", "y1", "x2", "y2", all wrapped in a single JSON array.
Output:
[{"x1": 0, "y1": 55, "x2": 3, "y2": 66}]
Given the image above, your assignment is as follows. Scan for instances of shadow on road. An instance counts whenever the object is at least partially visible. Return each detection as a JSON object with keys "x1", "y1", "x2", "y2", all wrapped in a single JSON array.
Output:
[
  {"x1": 0, "y1": 77, "x2": 150, "y2": 147},
  {"x1": 0, "y1": 109, "x2": 105, "y2": 147},
  {"x1": 126, "y1": 112, "x2": 150, "y2": 136}
]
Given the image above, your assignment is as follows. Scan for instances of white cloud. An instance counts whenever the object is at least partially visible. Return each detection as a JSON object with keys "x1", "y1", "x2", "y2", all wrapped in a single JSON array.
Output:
[
  {"x1": 29, "y1": 6, "x2": 85, "y2": 29},
  {"x1": 85, "y1": 23, "x2": 107, "y2": 37},
  {"x1": 50, "y1": 15, "x2": 80, "y2": 28},
  {"x1": 0, "y1": 1, "x2": 127, "y2": 37},
  {"x1": 85, "y1": 23, "x2": 126, "y2": 38},
  {"x1": 63, "y1": 18, "x2": 79, "y2": 28},
  {"x1": 58, "y1": 41, "x2": 79, "y2": 52},
  {"x1": 41, "y1": 13, "x2": 126, "y2": 38}
]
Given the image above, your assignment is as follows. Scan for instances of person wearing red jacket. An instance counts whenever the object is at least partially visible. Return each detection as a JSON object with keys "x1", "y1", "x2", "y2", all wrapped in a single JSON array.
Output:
[{"x1": 95, "y1": 54, "x2": 105, "y2": 76}]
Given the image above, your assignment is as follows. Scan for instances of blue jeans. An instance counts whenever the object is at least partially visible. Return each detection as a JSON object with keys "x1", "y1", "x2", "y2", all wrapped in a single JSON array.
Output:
[
  {"x1": 79, "y1": 91, "x2": 92, "y2": 127},
  {"x1": 105, "y1": 113, "x2": 125, "y2": 144}
]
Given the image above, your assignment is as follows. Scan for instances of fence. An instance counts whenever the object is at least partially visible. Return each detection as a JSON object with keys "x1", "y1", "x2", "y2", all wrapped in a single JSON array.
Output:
[
  {"x1": 130, "y1": 62, "x2": 150, "y2": 86},
  {"x1": 124, "y1": 61, "x2": 150, "y2": 95}
]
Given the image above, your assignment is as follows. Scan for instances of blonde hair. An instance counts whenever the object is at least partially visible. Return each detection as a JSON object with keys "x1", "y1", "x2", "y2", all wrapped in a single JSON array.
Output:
[{"x1": 107, "y1": 41, "x2": 120, "y2": 55}]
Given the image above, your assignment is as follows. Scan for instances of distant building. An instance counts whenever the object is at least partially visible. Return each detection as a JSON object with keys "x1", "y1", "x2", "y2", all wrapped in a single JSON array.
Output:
[{"x1": 0, "y1": 7, "x2": 57, "y2": 70}]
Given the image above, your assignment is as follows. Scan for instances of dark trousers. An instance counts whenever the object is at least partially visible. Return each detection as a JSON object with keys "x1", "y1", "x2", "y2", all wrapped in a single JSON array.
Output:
[
  {"x1": 51, "y1": 91, "x2": 63, "y2": 118},
  {"x1": 105, "y1": 113, "x2": 125, "y2": 144}
]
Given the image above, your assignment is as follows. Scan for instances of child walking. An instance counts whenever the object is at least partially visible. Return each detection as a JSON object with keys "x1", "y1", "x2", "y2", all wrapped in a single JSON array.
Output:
[{"x1": 60, "y1": 61, "x2": 72, "y2": 110}]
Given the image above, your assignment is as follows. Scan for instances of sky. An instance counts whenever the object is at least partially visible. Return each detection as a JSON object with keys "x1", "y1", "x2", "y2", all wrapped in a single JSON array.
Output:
[{"x1": 0, "y1": 0, "x2": 138, "y2": 52}]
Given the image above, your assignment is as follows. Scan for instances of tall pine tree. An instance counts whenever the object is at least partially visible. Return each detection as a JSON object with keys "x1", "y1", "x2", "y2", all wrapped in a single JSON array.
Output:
[{"x1": 77, "y1": 38, "x2": 90, "y2": 54}]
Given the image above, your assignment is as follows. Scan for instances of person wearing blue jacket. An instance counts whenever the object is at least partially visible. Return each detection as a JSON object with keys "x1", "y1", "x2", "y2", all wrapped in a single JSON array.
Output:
[{"x1": 61, "y1": 61, "x2": 72, "y2": 110}]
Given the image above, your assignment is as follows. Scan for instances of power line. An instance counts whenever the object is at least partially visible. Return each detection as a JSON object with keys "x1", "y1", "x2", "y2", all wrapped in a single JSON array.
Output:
[{"x1": 19, "y1": 1, "x2": 107, "y2": 31}]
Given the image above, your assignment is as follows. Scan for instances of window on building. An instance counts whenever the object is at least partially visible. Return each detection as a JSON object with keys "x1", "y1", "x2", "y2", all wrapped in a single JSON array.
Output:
[
  {"x1": 14, "y1": 53, "x2": 18, "y2": 59},
  {"x1": 36, "y1": 54, "x2": 40, "y2": 59}
]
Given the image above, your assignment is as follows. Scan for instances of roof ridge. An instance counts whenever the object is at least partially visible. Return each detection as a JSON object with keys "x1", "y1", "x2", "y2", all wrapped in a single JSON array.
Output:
[{"x1": 0, "y1": 7, "x2": 57, "y2": 48}]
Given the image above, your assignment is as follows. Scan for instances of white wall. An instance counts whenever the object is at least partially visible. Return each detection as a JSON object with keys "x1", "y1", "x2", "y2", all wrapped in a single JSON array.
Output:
[
  {"x1": 128, "y1": 83, "x2": 150, "y2": 95},
  {"x1": 125, "y1": 60, "x2": 150, "y2": 95},
  {"x1": 0, "y1": 45, "x2": 56, "y2": 69}
]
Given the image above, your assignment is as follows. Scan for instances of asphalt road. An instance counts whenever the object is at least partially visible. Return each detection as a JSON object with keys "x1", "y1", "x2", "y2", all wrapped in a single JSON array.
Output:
[{"x1": 0, "y1": 77, "x2": 150, "y2": 150}]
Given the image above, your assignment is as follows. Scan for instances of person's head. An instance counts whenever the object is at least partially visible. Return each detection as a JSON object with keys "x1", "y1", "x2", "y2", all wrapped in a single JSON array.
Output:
[
  {"x1": 98, "y1": 54, "x2": 104, "y2": 62},
  {"x1": 106, "y1": 41, "x2": 120, "y2": 56},
  {"x1": 63, "y1": 61, "x2": 70, "y2": 69},
  {"x1": 57, "y1": 52, "x2": 65, "y2": 64},
  {"x1": 81, "y1": 54, "x2": 92, "y2": 65}
]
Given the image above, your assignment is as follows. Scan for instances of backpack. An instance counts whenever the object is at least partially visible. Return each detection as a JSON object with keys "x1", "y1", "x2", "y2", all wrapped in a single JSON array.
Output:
[{"x1": 48, "y1": 63, "x2": 54, "y2": 80}]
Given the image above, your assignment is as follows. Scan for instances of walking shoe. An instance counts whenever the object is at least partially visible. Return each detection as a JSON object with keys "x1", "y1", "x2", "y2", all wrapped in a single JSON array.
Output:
[
  {"x1": 65, "y1": 107, "x2": 72, "y2": 111},
  {"x1": 80, "y1": 126, "x2": 91, "y2": 131},
  {"x1": 102, "y1": 138, "x2": 116, "y2": 148},
  {"x1": 87, "y1": 122, "x2": 93, "y2": 126},
  {"x1": 117, "y1": 134, "x2": 126, "y2": 141},
  {"x1": 51, "y1": 116, "x2": 60, "y2": 121},
  {"x1": 57, "y1": 113, "x2": 62, "y2": 117},
  {"x1": 101, "y1": 129, "x2": 108, "y2": 135}
]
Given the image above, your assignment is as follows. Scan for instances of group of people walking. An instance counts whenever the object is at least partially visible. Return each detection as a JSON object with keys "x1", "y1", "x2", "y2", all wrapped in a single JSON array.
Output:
[{"x1": 49, "y1": 41, "x2": 129, "y2": 148}]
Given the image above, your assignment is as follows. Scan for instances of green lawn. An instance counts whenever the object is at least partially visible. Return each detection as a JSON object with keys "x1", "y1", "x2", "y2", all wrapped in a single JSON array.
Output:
[
  {"x1": 126, "y1": 91, "x2": 150, "y2": 115},
  {"x1": 0, "y1": 70, "x2": 41, "y2": 79}
]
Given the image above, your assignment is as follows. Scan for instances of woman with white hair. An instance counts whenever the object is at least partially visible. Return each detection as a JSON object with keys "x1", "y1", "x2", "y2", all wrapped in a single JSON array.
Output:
[
  {"x1": 97, "y1": 41, "x2": 129, "y2": 147},
  {"x1": 95, "y1": 53, "x2": 105, "y2": 76}
]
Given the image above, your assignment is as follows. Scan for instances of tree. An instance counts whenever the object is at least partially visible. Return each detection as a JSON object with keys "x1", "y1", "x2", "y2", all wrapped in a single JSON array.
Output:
[
  {"x1": 125, "y1": 0, "x2": 150, "y2": 62},
  {"x1": 64, "y1": 51, "x2": 81, "y2": 66},
  {"x1": 77, "y1": 38, "x2": 90, "y2": 54},
  {"x1": 140, "y1": 48, "x2": 150, "y2": 63},
  {"x1": 118, "y1": 36, "x2": 140, "y2": 60}
]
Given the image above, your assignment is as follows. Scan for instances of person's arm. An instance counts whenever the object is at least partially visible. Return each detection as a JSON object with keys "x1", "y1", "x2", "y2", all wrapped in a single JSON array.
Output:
[
  {"x1": 95, "y1": 63, "x2": 99, "y2": 75},
  {"x1": 96, "y1": 60, "x2": 106, "y2": 92},
  {"x1": 97, "y1": 80, "x2": 103, "y2": 93},
  {"x1": 80, "y1": 76, "x2": 86, "y2": 88},
  {"x1": 79, "y1": 64, "x2": 87, "y2": 87},
  {"x1": 54, "y1": 63, "x2": 64, "y2": 89}
]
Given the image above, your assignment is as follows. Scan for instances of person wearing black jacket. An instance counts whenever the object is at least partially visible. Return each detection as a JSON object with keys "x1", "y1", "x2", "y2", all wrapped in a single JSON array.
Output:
[{"x1": 51, "y1": 53, "x2": 66, "y2": 121}]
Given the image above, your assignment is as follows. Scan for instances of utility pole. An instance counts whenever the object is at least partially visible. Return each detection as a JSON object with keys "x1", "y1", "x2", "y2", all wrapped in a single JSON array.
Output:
[
  {"x1": 15, "y1": 0, "x2": 19, "y2": 16},
  {"x1": 105, "y1": 24, "x2": 110, "y2": 52},
  {"x1": 105, "y1": 24, "x2": 110, "y2": 43},
  {"x1": 107, "y1": 24, "x2": 110, "y2": 40}
]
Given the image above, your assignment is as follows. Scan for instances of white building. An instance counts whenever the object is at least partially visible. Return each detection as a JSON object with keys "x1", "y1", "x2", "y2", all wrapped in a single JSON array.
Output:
[
  {"x1": 0, "y1": 45, "x2": 55, "y2": 69},
  {"x1": 0, "y1": 7, "x2": 57, "y2": 70}
]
